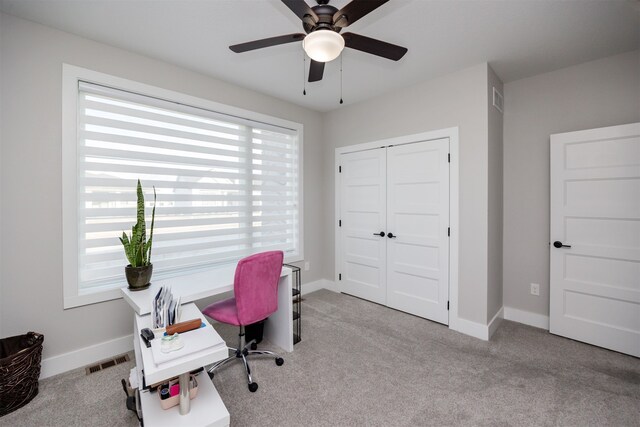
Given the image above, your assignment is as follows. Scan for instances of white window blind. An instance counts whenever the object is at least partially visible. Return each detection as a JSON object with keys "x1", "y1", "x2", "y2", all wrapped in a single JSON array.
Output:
[{"x1": 77, "y1": 81, "x2": 300, "y2": 291}]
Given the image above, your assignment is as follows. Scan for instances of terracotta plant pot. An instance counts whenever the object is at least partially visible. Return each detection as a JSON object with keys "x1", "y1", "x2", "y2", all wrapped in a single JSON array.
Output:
[{"x1": 125, "y1": 264, "x2": 153, "y2": 289}]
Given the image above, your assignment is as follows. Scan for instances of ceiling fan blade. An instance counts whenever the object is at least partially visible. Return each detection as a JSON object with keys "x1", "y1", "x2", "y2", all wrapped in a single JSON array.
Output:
[
  {"x1": 333, "y1": 0, "x2": 389, "y2": 28},
  {"x1": 342, "y1": 32, "x2": 407, "y2": 61},
  {"x1": 229, "y1": 33, "x2": 306, "y2": 53},
  {"x1": 308, "y1": 60, "x2": 325, "y2": 82},
  {"x1": 281, "y1": 0, "x2": 318, "y2": 24}
]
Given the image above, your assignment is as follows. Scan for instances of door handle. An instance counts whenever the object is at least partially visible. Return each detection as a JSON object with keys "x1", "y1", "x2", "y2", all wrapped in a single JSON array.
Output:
[
  {"x1": 387, "y1": 233, "x2": 396, "y2": 239},
  {"x1": 553, "y1": 241, "x2": 571, "y2": 248},
  {"x1": 373, "y1": 232, "x2": 386, "y2": 237}
]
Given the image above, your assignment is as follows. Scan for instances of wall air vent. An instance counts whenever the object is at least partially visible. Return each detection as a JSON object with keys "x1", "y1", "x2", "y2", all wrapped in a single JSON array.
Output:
[{"x1": 493, "y1": 87, "x2": 504, "y2": 113}]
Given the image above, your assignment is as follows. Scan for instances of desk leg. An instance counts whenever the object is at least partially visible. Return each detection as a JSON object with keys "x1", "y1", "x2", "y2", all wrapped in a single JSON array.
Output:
[
  {"x1": 178, "y1": 372, "x2": 190, "y2": 415},
  {"x1": 264, "y1": 274, "x2": 294, "y2": 352}
]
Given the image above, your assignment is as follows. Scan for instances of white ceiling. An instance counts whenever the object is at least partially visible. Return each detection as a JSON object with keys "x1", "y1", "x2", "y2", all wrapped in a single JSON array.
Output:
[{"x1": 1, "y1": 0, "x2": 638, "y2": 112}]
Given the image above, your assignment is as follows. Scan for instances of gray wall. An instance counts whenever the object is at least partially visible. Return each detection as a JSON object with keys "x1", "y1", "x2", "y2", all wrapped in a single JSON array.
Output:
[
  {"x1": 5, "y1": 5, "x2": 635, "y2": 363},
  {"x1": 503, "y1": 49, "x2": 640, "y2": 317},
  {"x1": 0, "y1": 13, "x2": 325, "y2": 358},
  {"x1": 487, "y1": 65, "x2": 503, "y2": 322},
  {"x1": 323, "y1": 63, "x2": 491, "y2": 325}
]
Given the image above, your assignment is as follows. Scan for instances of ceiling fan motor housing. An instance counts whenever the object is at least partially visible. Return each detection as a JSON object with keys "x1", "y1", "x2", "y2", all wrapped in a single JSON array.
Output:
[{"x1": 303, "y1": 4, "x2": 342, "y2": 34}]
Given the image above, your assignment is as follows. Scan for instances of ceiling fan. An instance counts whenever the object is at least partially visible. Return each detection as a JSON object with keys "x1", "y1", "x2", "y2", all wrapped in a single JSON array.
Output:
[{"x1": 229, "y1": 0, "x2": 408, "y2": 83}]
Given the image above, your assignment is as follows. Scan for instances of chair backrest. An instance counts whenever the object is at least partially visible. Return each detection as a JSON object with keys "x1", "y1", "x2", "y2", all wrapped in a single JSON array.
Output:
[{"x1": 234, "y1": 251, "x2": 284, "y2": 326}]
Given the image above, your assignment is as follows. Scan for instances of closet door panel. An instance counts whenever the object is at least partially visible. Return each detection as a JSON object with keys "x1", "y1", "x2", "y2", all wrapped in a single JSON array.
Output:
[
  {"x1": 339, "y1": 148, "x2": 387, "y2": 304},
  {"x1": 386, "y1": 139, "x2": 449, "y2": 324}
]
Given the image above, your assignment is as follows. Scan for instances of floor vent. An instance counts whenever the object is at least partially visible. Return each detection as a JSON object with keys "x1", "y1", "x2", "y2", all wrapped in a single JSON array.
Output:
[
  {"x1": 114, "y1": 354, "x2": 129, "y2": 364},
  {"x1": 85, "y1": 353, "x2": 130, "y2": 375}
]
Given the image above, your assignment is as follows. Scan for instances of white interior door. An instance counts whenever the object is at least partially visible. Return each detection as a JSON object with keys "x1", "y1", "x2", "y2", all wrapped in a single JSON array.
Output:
[
  {"x1": 386, "y1": 139, "x2": 450, "y2": 324},
  {"x1": 550, "y1": 122, "x2": 640, "y2": 357},
  {"x1": 339, "y1": 148, "x2": 387, "y2": 304}
]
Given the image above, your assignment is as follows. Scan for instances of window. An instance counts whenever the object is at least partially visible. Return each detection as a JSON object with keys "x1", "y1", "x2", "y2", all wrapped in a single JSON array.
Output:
[{"x1": 63, "y1": 66, "x2": 302, "y2": 308}]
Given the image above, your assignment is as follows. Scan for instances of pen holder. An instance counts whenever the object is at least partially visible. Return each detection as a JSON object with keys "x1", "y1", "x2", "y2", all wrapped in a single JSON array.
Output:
[{"x1": 158, "y1": 375, "x2": 198, "y2": 410}]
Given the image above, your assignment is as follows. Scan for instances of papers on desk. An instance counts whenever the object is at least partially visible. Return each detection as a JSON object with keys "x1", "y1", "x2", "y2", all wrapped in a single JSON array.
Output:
[
  {"x1": 150, "y1": 325, "x2": 226, "y2": 365},
  {"x1": 129, "y1": 367, "x2": 139, "y2": 389},
  {"x1": 152, "y1": 286, "x2": 181, "y2": 329}
]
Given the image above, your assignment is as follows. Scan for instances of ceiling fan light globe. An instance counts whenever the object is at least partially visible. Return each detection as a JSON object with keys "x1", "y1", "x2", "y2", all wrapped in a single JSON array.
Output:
[{"x1": 303, "y1": 30, "x2": 344, "y2": 62}]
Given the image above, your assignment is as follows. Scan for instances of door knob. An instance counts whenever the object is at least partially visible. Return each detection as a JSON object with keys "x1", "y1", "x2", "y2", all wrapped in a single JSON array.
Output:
[
  {"x1": 387, "y1": 233, "x2": 396, "y2": 238},
  {"x1": 373, "y1": 232, "x2": 386, "y2": 237},
  {"x1": 553, "y1": 241, "x2": 571, "y2": 248}
]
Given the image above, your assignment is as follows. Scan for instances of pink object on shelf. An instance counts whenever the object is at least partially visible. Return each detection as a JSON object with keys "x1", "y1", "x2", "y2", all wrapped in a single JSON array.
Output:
[
  {"x1": 169, "y1": 383, "x2": 180, "y2": 397},
  {"x1": 158, "y1": 375, "x2": 199, "y2": 410}
]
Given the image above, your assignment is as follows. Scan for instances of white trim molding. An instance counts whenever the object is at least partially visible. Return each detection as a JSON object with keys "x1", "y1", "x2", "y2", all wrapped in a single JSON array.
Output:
[
  {"x1": 334, "y1": 127, "x2": 461, "y2": 332},
  {"x1": 455, "y1": 317, "x2": 491, "y2": 341},
  {"x1": 504, "y1": 306, "x2": 550, "y2": 330},
  {"x1": 488, "y1": 307, "x2": 504, "y2": 339},
  {"x1": 40, "y1": 334, "x2": 133, "y2": 379},
  {"x1": 62, "y1": 64, "x2": 304, "y2": 309},
  {"x1": 455, "y1": 307, "x2": 504, "y2": 341}
]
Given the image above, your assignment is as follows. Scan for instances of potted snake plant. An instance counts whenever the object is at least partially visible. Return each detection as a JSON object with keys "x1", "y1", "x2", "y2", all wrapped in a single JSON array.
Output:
[{"x1": 119, "y1": 180, "x2": 156, "y2": 290}]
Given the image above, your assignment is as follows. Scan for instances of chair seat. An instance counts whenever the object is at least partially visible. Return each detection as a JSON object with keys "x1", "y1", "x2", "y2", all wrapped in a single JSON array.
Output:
[{"x1": 202, "y1": 297, "x2": 241, "y2": 326}]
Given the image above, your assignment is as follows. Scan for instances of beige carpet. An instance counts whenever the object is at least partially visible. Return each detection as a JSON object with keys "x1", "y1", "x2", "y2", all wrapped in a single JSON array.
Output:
[{"x1": 2, "y1": 289, "x2": 639, "y2": 426}]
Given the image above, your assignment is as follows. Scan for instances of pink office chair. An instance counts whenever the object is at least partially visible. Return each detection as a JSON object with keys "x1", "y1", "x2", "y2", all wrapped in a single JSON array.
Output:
[{"x1": 203, "y1": 251, "x2": 285, "y2": 392}]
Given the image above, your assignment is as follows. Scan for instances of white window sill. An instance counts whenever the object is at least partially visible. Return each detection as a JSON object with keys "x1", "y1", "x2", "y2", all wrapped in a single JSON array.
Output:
[{"x1": 64, "y1": 255, "x2": 302, "y2": 309}]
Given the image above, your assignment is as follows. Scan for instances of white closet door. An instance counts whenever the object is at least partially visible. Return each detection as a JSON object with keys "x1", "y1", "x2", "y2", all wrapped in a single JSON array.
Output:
[
  {"x1": 339, "y1": 148, "x2": 387, "y2": 304},
  {"x1": 550, "y1": 123, "x2": 640, "y2": 357},
  {"x1": 386, "y1": 139, "x2": 449, "y2": 324}
]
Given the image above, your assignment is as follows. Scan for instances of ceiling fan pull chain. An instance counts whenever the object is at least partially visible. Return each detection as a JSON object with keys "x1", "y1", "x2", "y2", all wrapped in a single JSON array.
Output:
[
  {"x1": 302, "y1": 49, "x2": 307, "y2": 96},
  {"x1": 339, "y1": 52, "x2": 344, "y2": 104}
]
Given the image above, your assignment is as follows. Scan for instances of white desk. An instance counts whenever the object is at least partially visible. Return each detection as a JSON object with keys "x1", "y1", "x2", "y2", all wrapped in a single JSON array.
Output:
[
  {"x1": 121, "y1": 264, "x2": 294, "y2": 426},
  {"x1": 134, "y1": 303, "x2": 227, "y2": 386},
  {"x1": 121, "y1": 265, "x2": 294, "y2": 352},
  {"x1": 121, "y1": 264, "x2": 237, "y2": 316}
]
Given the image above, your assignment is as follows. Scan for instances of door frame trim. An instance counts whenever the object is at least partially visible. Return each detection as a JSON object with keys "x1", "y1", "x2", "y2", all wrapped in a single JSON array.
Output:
[{"x1": 334, "y1": 127, "x2": 460, "y2": 332}]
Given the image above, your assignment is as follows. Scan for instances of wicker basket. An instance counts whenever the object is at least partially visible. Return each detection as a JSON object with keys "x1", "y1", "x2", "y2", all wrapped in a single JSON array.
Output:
[{"x1": 0, "y1": 332, "x2": 44, "y2": 416}]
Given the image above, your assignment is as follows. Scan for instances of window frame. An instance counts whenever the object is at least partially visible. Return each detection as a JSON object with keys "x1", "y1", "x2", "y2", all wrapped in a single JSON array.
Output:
[{"x1": 62, "y1": 64, "x2": 304, "y2": 309}]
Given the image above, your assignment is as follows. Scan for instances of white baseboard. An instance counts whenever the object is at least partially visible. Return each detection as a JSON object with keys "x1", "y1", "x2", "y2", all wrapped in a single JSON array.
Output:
[
  {"x1": 454, "y1": 307, "x2": 504, "y2": 341},
  {"x1": 302, "y1": 279, "x2": 339, "y2": 295},
  {"x1": 488, "y1": 307, "x2": 504, "y2": 339},
  {"x1": 455, "y1": 306, "x2": 550, "y2": 341},
  {"x1": 40, "y1": 334, "x2": 133, "y2": 379},
  {"x1": 503, "y1": 306, "x2": 549, "y2": 330},
  {"x1": 455, "y1": 317, "x2": 490, "y2": 341}
]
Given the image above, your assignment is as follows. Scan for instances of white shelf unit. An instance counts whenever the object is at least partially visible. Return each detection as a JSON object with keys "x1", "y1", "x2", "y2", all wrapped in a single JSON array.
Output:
[
  {"x1": 133, "y1": 303, "x2": 230, "y2": 426},
  {"x1": 138, "y1": 372, "x2": 229, "y2": 427}
]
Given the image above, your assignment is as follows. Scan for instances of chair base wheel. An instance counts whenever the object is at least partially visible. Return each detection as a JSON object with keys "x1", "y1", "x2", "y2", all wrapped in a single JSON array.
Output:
[
  {"x1": 275, "y1": 357, "x2": 284, "y2": 366},
  {"x1": 248, "y1": 382, "x2": 258, "y2": 392},
  {"x1": 250, "y1": 342, "x2": 257, "y2": 350}
]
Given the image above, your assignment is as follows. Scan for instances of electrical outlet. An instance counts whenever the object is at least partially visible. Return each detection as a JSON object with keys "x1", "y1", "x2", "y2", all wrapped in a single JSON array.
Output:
[
  {"x1": 304, "y1": 262, "x2": 310, "y2": 271},
  {"x1": 530, "y1": 283, "x2": 540, "y2": 296}
]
